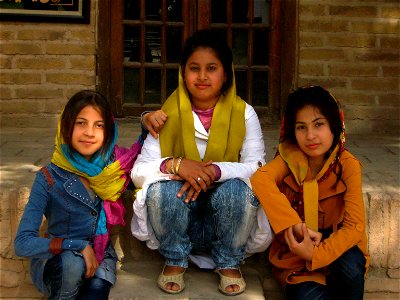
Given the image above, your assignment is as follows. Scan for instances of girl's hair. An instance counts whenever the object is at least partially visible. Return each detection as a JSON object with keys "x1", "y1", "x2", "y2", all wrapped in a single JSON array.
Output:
[
  {"x1": 60, "y1": 90, "x2": 115, "y2": 157},
  {"x1": 282, "y1": 86, "x2": 343, "y2": 154},
  {"x1": 180, "y1": 29, "x2": 233, "y2": 94}
]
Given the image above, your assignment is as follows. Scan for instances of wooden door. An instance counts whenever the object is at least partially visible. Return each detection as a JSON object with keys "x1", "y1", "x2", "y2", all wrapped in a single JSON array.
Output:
[{"x1": 98, "y1": 0, "x2": 286, "y2": 119}]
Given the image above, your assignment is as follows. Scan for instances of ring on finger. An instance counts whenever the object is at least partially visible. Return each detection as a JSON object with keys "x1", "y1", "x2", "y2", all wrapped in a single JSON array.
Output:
[{"x1": 197, "y1": 177, "x2": 201, "y2": 181}]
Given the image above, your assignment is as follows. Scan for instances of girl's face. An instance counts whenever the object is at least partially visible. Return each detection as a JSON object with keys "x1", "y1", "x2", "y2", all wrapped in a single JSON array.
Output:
[
  {"x1": 183, "y1": 47, "x2": 226, "y2": 109},
  {"x1": 295, "y1": 105, "x2": 334, "y2": 162},
  {"x1": 71, "y1": 105, "x2": 105, "y2": 161}
]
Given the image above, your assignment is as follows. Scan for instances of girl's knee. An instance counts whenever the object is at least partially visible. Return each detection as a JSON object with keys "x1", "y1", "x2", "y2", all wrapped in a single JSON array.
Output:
[
  {"x1": 61, "y1": 251, "x2": 86, "y2": 285},
  {"x1": 331, "y1": 246, "x2": 366, "y2": 280},
  {"x1": 76, "y1": 278, "x2": 112, "y2": 300},
  {"x1": 214, "y1": 179, "x2": 258, "y2": 208},
  {"x1": 147, "y1": 181, "x2": 182, "y2": 206}
]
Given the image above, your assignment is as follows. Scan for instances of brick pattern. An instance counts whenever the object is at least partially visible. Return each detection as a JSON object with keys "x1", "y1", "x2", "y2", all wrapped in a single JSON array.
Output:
[
  {"x1": 0, "y1": 3, "x2": 97, "y2": 128},
  {"x1": 1, "y1": 0, "x2": 399, "y2": 133},
  {"x1": 298, "y1": 0, "x2": 400, "y2": 134}
]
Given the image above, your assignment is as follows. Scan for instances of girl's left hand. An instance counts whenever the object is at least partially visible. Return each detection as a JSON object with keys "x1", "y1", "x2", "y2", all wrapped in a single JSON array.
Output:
[
  {"x1": 169, "y1": 160, "x2": 217, "y2": 203},
  {"x1": 81, "y1": 244, "x2": 99, "y2": 278},
  {"x1": 284, "y1": 223, "x2": 315, "y2": 261}
]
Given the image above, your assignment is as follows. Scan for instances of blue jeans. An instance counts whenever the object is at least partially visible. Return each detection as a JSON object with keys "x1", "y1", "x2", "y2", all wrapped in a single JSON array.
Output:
[
  {"x1": 146, "y1": 178, "x2": 259, "y2": 269},
  {"x1": 43, "y1": 251, "x2": 112, "y2": 300},
  {"x1": 284, "y1": 246, "x2": 366, "y2": 300}
]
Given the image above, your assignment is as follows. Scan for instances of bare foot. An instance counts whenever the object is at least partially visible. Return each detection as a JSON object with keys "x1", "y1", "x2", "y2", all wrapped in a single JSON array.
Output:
[
  {"x1": 162, "y1": 265, "x2": 185, "y2": 292},
  {"x1": 219, "y1": 268, "x2": 241, "y2": 293}
]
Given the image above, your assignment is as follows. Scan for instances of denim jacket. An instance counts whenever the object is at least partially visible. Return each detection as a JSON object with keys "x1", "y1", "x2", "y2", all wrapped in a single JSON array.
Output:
[{"x1": 14, "y1": 163, "x2": 117, "y2": 295}]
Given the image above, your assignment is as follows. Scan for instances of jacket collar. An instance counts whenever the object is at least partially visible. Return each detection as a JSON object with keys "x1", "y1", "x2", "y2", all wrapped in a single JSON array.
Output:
[{"x1": 283, "y1": 171, "x2": 346, "y2": 200}]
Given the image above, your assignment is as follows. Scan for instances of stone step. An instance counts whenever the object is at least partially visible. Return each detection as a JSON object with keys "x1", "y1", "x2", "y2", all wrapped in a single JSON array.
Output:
[{"x1": 110, "y1": 260, "x2": 270, "y2": 300}]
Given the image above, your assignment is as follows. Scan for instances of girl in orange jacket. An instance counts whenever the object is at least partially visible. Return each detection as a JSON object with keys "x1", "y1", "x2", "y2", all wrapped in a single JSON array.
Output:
[{"x1": 251, "y1": 86, "x2": 369, "y2": 299}]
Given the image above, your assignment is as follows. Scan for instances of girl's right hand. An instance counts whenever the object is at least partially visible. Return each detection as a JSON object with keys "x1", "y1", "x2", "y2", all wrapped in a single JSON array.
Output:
[
  {"x1": 81, "y1": 244, "x2": 99, "y2": 278},
  {"x1": 142, "y1": 110, "x2": 168, "y2": 138},
  {"x1": 284, "y1": 223, "x2": 315, "y2": 261},
  {"x1": 307, "y1": 228, "x2": 322, "y2": 246}
]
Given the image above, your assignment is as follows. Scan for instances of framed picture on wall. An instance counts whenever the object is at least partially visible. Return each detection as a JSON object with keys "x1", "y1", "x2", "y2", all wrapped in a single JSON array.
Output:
[{"x1": 0, "y1": 0, "x2": 90, "y2": 24}]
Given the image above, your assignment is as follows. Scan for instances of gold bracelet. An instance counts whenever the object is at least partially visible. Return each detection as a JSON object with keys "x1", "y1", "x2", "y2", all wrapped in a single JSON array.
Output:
[
  {"x1": 175, "y1": 157, "x2": 183, "y2": 174},
  {"x1": 169, "y1": 157, "x2": 175, "y2": 174}
]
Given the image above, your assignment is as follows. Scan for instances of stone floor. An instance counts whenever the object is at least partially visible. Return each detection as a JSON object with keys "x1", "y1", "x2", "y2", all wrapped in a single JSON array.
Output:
[{"x1": 1, "y1": 117, "x2": 399, "y2": 299}]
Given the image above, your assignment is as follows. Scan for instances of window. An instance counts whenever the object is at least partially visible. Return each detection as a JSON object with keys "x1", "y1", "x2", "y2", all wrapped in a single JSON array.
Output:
[{"x1": 98, "y1": 0, "x2": 295, "y2": 119}]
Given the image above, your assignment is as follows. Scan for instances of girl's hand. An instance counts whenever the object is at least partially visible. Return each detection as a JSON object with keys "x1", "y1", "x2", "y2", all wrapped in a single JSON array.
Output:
[
  {"x1": 169, "y1": 159, "x2": 217, "y2": 202},
  {"x1": 292, "y1": 222, "x2": 322, "y2": 246},
  {"x1": 292, "y1": 222, "x2": 304, "y2": 241},
  {"x1": 307, "y1": 227, "x2": 322, "y2": 246},
  {"x1": 175, "y1": 159, "x2": 215, "y2": 191},
  {"x1": 142, "y1": 110, "x2": 167, "y2": 138},
  {"x1": 284, "y1": 223, "x2": 315, "y2": 261},
  {"x1": 176, "y1": 182, "x2": 200, "y2": 203},
  {"x1": 81, "y1": 244, "x2": 99, "y2": 278}
]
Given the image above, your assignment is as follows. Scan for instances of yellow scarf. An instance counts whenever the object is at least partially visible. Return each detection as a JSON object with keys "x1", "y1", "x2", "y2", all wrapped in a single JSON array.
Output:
[
  {"x1": 51, "y1": 121, "x2": 125, "y2": 202},
  {"x1": 279, "y1": 142, "x2": 340, "y2": 231},
  {"x1": 159, "y1": 68, "x2": 246, "y2": 162}
]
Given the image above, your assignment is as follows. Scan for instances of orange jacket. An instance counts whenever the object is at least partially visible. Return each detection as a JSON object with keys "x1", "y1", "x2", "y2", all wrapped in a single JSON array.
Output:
[{"x1": 250, "y1": 150, "x2": 369, "y2": 287}]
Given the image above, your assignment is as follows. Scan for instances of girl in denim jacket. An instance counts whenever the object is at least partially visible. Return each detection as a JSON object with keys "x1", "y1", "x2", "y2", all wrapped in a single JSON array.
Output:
[{"x1": 14, "y1": 90, "x2": 165, "y2": 299}]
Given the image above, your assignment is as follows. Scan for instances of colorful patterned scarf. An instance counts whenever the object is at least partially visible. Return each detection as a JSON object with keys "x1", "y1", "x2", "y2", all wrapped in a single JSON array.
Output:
[
  {"x1": 159, "y1": 67, "x2": 246, "y2": 162},
  {"x1": 278, "y1": 88, "x2": 345, "y2": 231},
  {"x1": 51, "y1": 118, "x2": 144, "y2": 262}
]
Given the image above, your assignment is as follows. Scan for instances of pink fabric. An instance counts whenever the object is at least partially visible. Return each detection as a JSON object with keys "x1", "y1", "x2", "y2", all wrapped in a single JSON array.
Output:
[
  {"x1": 192, "y1": 105, "x2": 214, "y2": 131},
  {"x1": 93, "y1": 233, "x2": 109, "y2": 263},
  {"x1": 93, "y1": 140, "x2": 143, "y2": 263},
  {"x1": 213, "y1": 164, "x2": 221, "y2": 180},
  {"x1": 160, "y1": 158, "x2": 169, "y2": 173}
]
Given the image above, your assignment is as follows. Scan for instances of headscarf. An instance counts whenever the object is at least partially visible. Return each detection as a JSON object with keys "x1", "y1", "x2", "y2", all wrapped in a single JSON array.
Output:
[
  {"x1": 278, "y1": 87, "x2": 345, "y2": 230},
  {"x1": 159, "y1": 67, "x2": 246, "y2": 162},
  {"x1": 51, "y1": 116, "x2": 144, "y2": 262}
]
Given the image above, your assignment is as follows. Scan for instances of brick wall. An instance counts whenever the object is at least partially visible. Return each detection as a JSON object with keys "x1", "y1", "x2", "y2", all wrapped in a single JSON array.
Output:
[
  {"x1": 297, "y1": 0, "x2": 400, "y2": 134},
  {"x1": 1, "y1": 0, "x2": 398, "y2": 134},
  {"x1": 0, "y1": 0, "x2": 97, "y2": 128}
]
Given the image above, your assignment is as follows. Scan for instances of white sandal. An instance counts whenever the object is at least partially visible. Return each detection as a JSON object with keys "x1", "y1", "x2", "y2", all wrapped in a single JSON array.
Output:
[
  {"x1": 157, "y1": 266, "x2": 186, "y2": 294},
  {"x1": 215, "y1": 269, "x2": 246, "y2": 296}
]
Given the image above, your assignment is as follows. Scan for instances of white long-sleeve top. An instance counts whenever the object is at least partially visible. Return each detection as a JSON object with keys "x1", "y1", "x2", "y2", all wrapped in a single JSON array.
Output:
[{"x1": 130, "y1": 103, "x2": 273, "y2": 266}]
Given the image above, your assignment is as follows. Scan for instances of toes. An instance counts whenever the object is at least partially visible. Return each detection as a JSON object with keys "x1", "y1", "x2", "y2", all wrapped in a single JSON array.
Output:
[
  {"x1": 165, "y1": 282, "x2": 180, "y2": 292},
  {"x1": 225, "y1": 284, "x2": 239, "y2": 293}
]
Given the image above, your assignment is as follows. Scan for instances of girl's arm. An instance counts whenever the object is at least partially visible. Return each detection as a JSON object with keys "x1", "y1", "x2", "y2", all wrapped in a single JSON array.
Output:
[
  {"x1": 130, "y1": 134, "x2": 167, "y2": 188},
  {"x1": 214, "y1": 104, "x2": 266, "y2": 181},
  {"x1": 309, "y1": 155, "x2": 366, "y2": 270},
  {"x1": 250, "y1": 156, "x2": 302, "y2": 234},
  {"x1": 14, "y1": 172, "x2": 88, "y2": 259}
]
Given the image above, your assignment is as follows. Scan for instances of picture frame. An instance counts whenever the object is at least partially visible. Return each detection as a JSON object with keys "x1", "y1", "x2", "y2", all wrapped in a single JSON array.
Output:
[{"x1": 0, "y1": 0, "x2": 90, "y2": 24}]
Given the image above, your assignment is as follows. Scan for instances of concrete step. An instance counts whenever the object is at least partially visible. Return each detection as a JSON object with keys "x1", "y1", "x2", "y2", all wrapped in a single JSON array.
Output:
[{"x1": 110, "y1": 260, "x2": 270, "y2": 300}]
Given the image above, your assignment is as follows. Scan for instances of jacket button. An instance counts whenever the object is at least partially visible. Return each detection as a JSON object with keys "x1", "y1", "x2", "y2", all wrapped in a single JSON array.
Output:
[{"x1": 91, "y1": 211, "x2": 97, "y2": 216}]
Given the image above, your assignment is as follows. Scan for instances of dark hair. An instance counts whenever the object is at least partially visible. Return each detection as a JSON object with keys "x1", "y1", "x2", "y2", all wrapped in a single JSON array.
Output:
[
  {"x1": 282, "y1": 86, "x2": 343, "y2": 154},
  {"x1": 180, "y1": 29, "x2": 233, "y2": 94},
  {"x1": 60, "y1": 90, "x2": 115, "y2": 158}
]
